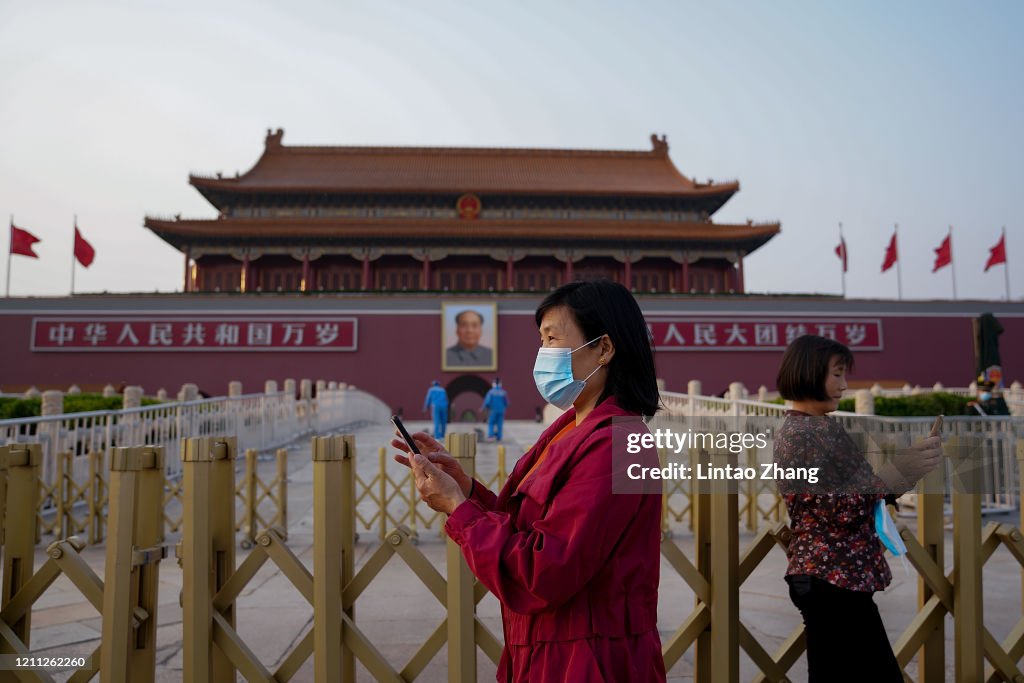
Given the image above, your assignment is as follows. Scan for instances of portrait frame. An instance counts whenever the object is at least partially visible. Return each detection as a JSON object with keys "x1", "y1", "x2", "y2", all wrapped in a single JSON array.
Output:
[{"x1": 441, "y1": 301, "x2": 498, "y2": 372}]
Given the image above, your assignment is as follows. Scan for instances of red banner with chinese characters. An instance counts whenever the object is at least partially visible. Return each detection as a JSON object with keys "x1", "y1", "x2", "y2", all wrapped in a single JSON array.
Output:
[
  {"x1": 31, "y1": 317, "x2": 358, "y2": 352},
  {"x1": 646, "y1": 319, "x2": 883, "y2": 351}
]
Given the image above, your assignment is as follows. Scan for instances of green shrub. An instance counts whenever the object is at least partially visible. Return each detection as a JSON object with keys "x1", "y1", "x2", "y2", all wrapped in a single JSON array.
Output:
[
  {"x1": 0, "y1": 393, "x2": 164, "y2": 419},
  {"x1": 0, "y1": 397, "x2": 41, "y2": 420},
  {"x1": 838, "y1": 392, "x2": 970, "y2": 416}
]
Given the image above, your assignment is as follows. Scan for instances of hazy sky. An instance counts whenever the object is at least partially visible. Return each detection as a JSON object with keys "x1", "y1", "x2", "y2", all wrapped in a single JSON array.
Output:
[{"x1": 1, "y1": 0, "x2": 1020, "y2": 300}]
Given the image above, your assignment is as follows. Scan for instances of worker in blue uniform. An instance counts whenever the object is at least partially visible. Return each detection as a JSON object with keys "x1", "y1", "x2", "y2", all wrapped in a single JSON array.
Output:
[
  {"x1": 423, "y1": 380, "x2": 449, "y2": 438},
  {"x1": 481, "y1": 378, "x2": 509, "y2": 441}
]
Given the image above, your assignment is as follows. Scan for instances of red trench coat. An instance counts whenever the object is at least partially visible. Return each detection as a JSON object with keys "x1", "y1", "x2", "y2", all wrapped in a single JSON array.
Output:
[{"x1": 445, "y1": 398, "x2": 666, "y2": 682}]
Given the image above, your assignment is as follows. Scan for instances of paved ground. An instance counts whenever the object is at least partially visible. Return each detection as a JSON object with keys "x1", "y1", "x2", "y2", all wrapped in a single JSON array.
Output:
[{"x1": 17, "y1": 420, "x2": 1024, "y2": 682}]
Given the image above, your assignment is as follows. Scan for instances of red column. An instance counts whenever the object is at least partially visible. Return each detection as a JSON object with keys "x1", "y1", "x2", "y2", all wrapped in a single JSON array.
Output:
[
  {"x1": 565, "y1": 258, "x2": 573, "y2": 284},
  {"x1": 361, "y1": 255, "x2": 370, "y2": 290},
  {"x1": 681, "y1": 258, "x2": 690, "y2": 293},
  {"x1": 422, "y1": 257, "x2": 431, "y2": 290},
  {"x1": 506, "y1": 257, "x2": 515, "y2": 291},
  {"x1": 301, "y1": 253, "x2": 310, "y2": 292},
  {"x1": 736, "y1": 251, "x2": 745, "y2": 293},
  {"x1": 241, "y1": 253, "x2": 249, "y2": 293},
  {"x1": 623, "y1": 258, "x2": 632, "y2": 290},
  {"x1": 183, "y1": 247, "x2": 191, "y2": 292}
]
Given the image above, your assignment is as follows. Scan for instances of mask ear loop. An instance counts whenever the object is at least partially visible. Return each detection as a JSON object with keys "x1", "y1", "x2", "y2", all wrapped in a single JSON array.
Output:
[
  {"x1": 581, "y1": 363, "x2": 604, "y2": 383},
  {"x1": 571, "y1": 334, "x2": 606, "y2": 353}
]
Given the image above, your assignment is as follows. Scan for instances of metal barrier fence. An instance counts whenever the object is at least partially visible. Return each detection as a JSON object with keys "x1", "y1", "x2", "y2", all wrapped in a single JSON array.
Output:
[
  {"x1": 6, "y1": 433, "x2": 1024, "y2": 680},
  {"x1": 31, "y1": 446, "x2": 287, "y2": 547}
]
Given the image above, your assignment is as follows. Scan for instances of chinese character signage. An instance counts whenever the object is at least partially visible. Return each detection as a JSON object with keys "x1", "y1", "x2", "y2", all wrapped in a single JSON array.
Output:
[
  {"x1": 646, "y1": 319, "x2": 882, "y2": 351},
  {"x1": 31, "y1": 317, "x2": 358, "y2": 352}
]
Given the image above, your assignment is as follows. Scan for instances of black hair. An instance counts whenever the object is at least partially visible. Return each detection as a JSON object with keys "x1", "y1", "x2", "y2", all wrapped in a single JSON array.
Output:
[
  {"x1": 455, "y1": 310, "x2": 484, "y2": 325},
  {"x1": 535, "y1": 279, "x2": 659, "y2": 417},
  {"x1": 776, "y1": 335, "x2": 854, "y2": 401}
]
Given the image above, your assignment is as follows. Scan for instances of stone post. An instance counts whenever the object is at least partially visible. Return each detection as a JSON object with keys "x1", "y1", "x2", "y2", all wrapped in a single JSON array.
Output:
[
  {"x1": 855, "y1": 389, "x2": 875, "y2": 415},
  {"x1": 265, "y1": 380, "x2": 278, "y2": 394},
  {"x1": 284, "y1": 378, "x2": 297, "y2": 397},
  {"x1": 687, "y1": 379, "x2": 702, "y2": 397},
  {"x1": 728, "y1": 382, "x2": 745, "y2": 401},
  {"x1": 67, "y1": 384, "x2": 81, "y2": 395},
  {"x1": 757, "y1": 385, "x2": 768, "y2": 402},
  {"x1": 300, "y1": 379, "x2": 313, "y2": 400},
  {"x1": 328, "y1": 381, "x2": 338, "y2": 391},
  {"x1": 870, "y1": 383, "x2": 883, "y2": 397},
  {"x1": 123, "y1": 386, "x2": 144, "y2": 410},
  {"x1": 41, "y1": 390, "x2": 63, "y2": 416},
  {"x1": 156, "y1": 388, "x2": 168, "y2": 401},
  {"x1": 315, "y1": 379, "x2": 327, "y2": 395},
  {"x1": 102, "y1": 384, "x2": 117, "y2": 397},
  {"x1": 178, "y1": 383, "x2": 199, "y2": 402},
  {"x1": 228, "y1": 381, "x2": 243, "y2": 398},
  {"x1": 656, "y1": 378, "x2": 666, "y2": 392},
  {"x1": 932, "y1": 382, "x2": 945, "y2": 392}
]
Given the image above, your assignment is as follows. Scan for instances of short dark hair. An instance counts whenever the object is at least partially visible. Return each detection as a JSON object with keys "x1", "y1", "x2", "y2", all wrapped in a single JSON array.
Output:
[
  {"x1": 776, "y1": 335, "x2": 855, "y2": 401},
  {"x1": 535, "y1": 279, "x2": 659, "y2": 417},
  {"x1": 455, "y1": 310, "x2": 483, "y2": 325}
]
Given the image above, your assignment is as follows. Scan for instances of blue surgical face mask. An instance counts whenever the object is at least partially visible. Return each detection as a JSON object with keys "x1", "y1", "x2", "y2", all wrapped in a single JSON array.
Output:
[
  {"x1": 980, "y1": 392, "x2": 993, "y2": 402},
  {"x1": 533, "y1": 336, "x2": 604, "y2": 410},
  {"x1": 874, "y1": 499, "x2": 909, "y2": 577}
]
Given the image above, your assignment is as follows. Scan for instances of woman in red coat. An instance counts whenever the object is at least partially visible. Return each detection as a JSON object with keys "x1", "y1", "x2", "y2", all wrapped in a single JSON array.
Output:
[{"x1": 394, "y1": 280, "x2": 666, "y2": 682}]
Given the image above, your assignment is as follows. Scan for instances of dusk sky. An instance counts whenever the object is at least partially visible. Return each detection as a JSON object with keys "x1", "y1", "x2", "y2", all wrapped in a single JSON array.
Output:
[{"x1": 1, "y1": 0, "x2": 1020, "y2": 300}]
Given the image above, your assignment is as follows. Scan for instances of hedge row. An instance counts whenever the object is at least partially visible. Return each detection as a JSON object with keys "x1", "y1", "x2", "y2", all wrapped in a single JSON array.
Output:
[
  {"x1": 0, "y1": 394, "x2": 162, "y2": 420},
  {"x1": 835, "y1": 392, "x2": 972, "y2": 417},
  {"x1": 766, "y1": 392, "x2": 970, "y2": 416}
]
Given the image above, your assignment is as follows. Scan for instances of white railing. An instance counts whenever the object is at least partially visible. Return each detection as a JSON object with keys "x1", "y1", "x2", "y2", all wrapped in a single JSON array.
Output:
[
  {"x1": 660, "y1": 391, "x2": 788, "y2": 419},
  {"x1": 0, "y1": 387, "x2": 391, "y2": 487},
  {"x1": 660, "y1": 390, "x2": 1024, "y2": 511}
]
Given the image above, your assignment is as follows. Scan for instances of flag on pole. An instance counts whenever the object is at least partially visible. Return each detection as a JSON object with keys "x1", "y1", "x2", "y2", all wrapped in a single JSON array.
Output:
[
  {"x1": 10, "y1": 225, "x2": 41, "y2": 258},
  {"x1": 835, "y1": 237, "x2": 847, "y2": 272},
  {"x1": 74, "y1": 227, "x2": 95, "y2": 267},
  {"x1": 933, "y1": 234, "x2": 952, "y2": 272},
  {"x1": 985, "y1": 234, "x2": 1007, "y2": 272},
  {"x1": 881, "y1": 231, "x2": 898, "y2": 272}
]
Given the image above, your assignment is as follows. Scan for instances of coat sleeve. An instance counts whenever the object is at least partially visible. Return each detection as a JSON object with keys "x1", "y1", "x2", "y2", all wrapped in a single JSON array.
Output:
[
  {"x1": 468, "y1": 477, "x2": 498, "y2": 510},
  {"x1": 444, "y1": 430, "x2": 643, "y2": 615}
]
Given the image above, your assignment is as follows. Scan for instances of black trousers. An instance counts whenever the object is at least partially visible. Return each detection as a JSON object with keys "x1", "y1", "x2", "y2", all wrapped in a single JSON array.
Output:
[{"x1": 786, "y1": 575, "x2": 902, "y2": 683}]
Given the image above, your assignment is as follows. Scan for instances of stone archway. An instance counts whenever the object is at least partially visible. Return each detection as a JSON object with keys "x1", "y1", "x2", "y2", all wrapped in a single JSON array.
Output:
[{"x1": 444, "y1": 374, "x2": 493, "y2": 422}]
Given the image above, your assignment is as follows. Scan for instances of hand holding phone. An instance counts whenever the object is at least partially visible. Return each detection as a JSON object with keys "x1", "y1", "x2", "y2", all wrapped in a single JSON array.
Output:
[{"x1": 392, "y1": 415, "x2": 421, "y2": 455}]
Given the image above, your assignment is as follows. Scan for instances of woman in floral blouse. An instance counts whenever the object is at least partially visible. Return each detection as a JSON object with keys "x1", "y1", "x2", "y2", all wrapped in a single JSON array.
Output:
[{"x1": 773, "y1": 335, "x2": 942, "y2": 682}]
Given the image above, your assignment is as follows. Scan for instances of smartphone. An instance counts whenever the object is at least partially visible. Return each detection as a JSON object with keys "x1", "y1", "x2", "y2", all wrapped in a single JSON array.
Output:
[
  {"x1": 929, "y1": 414, "x2": 944, "y2": 437},
  {"x1": 392, "y1": 414, "x2": 421, "y2": 455}
]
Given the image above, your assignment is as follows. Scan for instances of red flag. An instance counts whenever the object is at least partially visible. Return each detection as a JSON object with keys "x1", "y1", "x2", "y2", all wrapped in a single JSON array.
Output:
[
  {"x1": 932, "y1": 234, "x2": 952, "y2": 272},
  {"x1": 881, "y1": 231, "x2": 898, "y2": 272},
  {"x1": 985, "y1": 234, "x2": 1007, "y2": 272},
  {"x1": 74, "y1": 227, "x2": 95, "y2": 268},
  {"x1": 835, "y1": 238, "x2": 847, "y2": 272},
  {"x1": 10, "y1": 225, "x2": 41, "y2": 258}
]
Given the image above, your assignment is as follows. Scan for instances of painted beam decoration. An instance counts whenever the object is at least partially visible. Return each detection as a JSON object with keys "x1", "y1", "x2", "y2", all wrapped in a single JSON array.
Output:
[
  {"x1": 31, "y1": 317, "x2": 358, "y2": 352},
  {"x1": 646, "y1": 318, "x2": 883, "y2": 351}
]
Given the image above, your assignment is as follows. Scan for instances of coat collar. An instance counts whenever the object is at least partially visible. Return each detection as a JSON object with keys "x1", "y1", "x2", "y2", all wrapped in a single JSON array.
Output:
[{"x1": 512, "y1": 397, "x2": 635, "y2": 499}]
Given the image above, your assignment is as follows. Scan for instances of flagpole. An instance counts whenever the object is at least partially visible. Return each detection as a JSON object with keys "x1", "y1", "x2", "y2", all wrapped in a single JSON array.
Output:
[
  {"x1": 5, "y1": 216, "x2": 12, "y2": 298},
  {"x1": 949, "y1": 225, "x2": 957, "y2": 300},
  {"x1": 895, "y1": 223, "x2": 902, "y2": 300},
  {"x1": 839, "y1": 222, "x2": 846, "y2": 298},
  {"x1": 71, "y1": 215, "x2": 77, "y2": 295},
  {"x1": 1003, "y1": 227, "x2": 1011, "y2": 299}
]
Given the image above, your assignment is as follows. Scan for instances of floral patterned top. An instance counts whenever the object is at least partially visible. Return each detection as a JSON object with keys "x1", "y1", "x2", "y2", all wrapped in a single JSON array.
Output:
[{"x1": 774, "y1": 410, "x2": 891, "y2": 592}]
